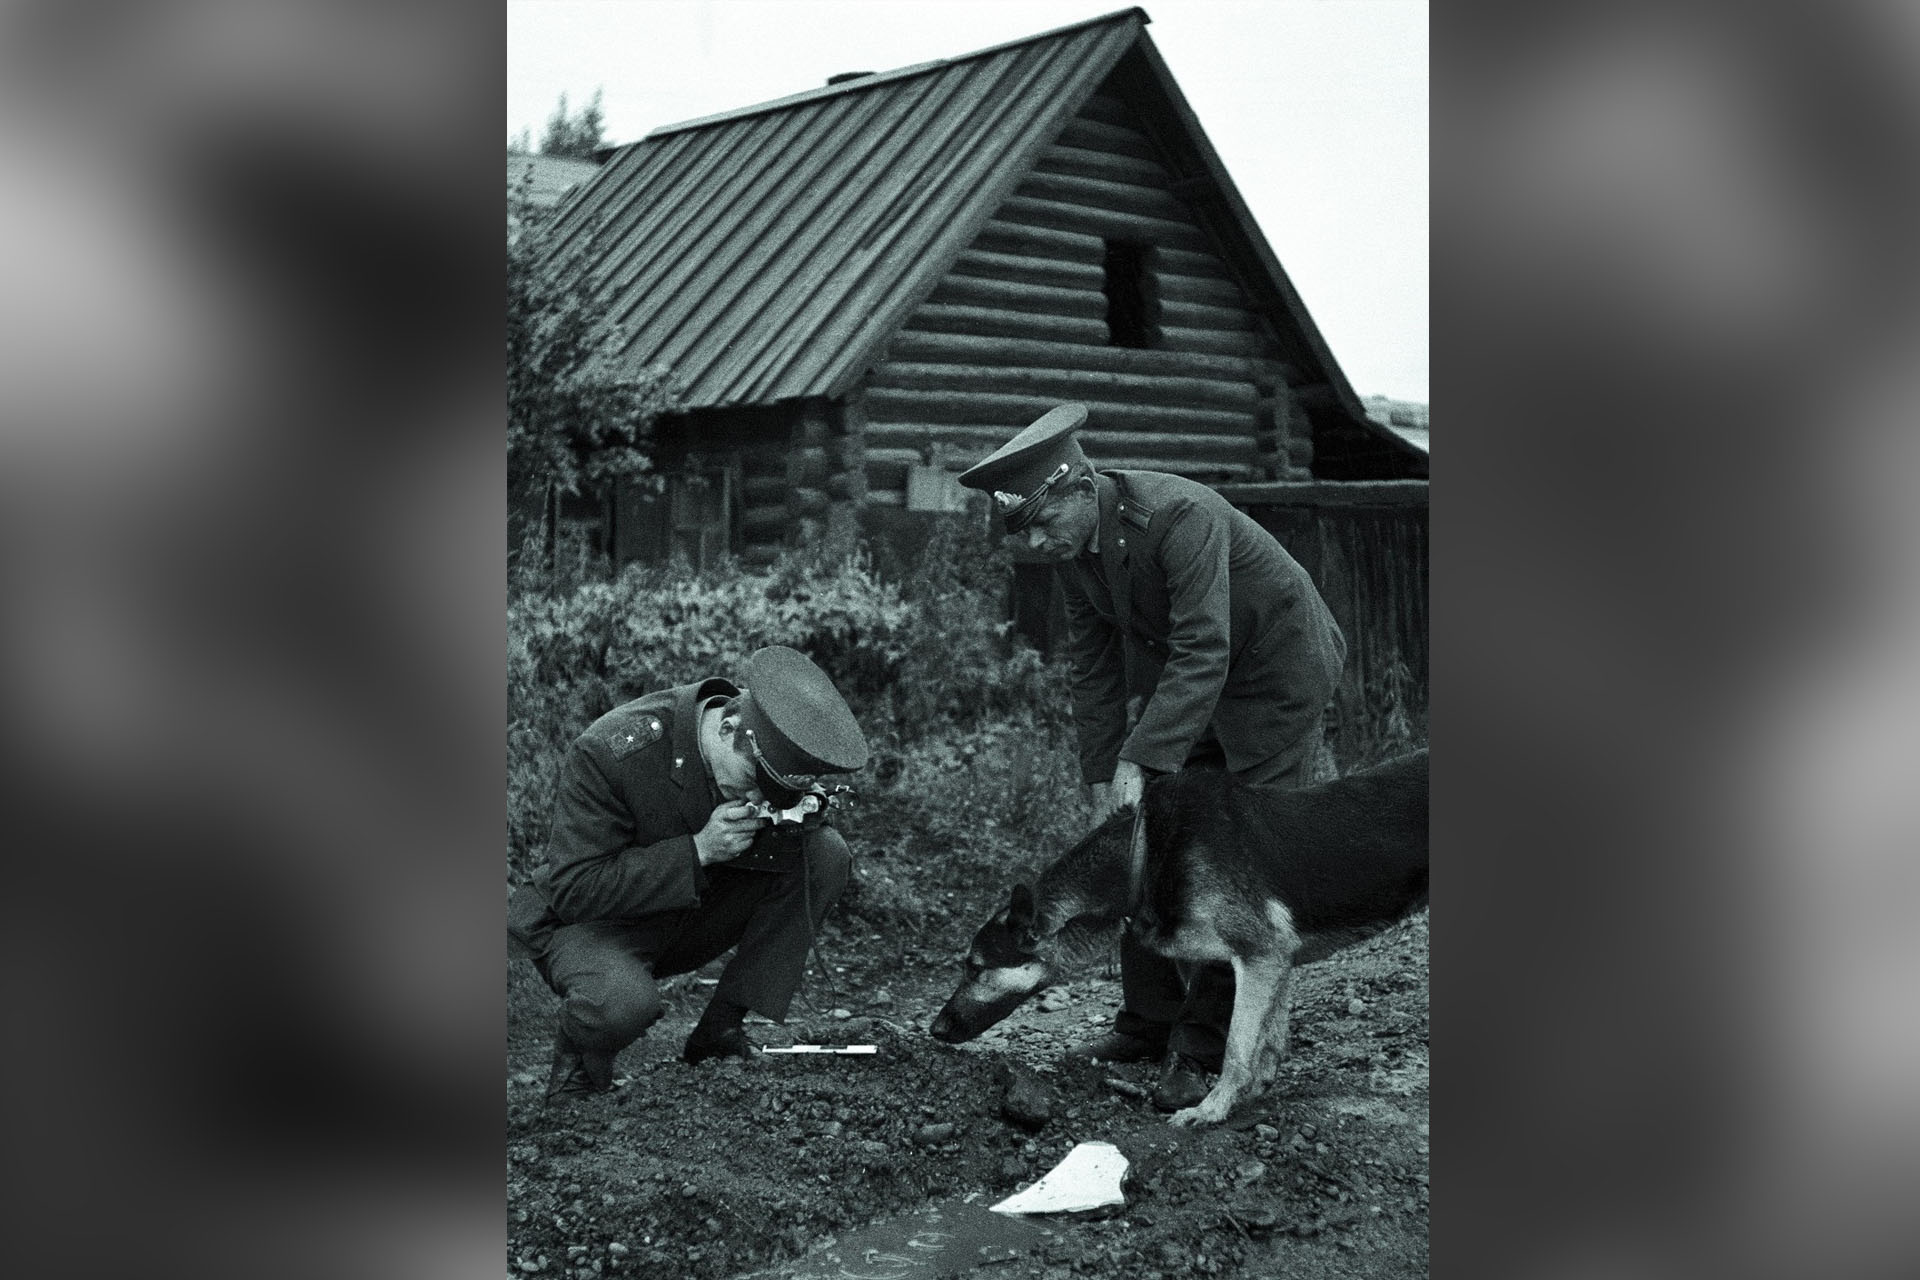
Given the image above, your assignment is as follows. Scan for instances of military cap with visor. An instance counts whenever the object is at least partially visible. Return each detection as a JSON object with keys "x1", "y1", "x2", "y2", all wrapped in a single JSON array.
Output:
[
  {"x1": 735, "y1": 645, "x2": 868, "y2": 806},
  {"x1": 956, "y1": 403, "x2": 1092, "y2": 533}
]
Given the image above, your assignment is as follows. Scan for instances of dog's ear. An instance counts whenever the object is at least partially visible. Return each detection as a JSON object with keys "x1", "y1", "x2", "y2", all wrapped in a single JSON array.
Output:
[{"x1": 1007, "y1": 882, "x2": 1036, "y2": 933}]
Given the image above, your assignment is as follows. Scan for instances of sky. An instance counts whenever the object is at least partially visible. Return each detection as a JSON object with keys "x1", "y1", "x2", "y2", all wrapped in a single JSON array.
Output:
[{"x1": 507, "y1": 0, "x2": 1428, "y2": 403}]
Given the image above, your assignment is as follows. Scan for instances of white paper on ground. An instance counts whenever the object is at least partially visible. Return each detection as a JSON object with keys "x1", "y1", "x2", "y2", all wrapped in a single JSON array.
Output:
[
  {"x1": 760, "y1": 1045, "x2": 877, "y2": 1054},
  {"x1": 989, "y1": 1141, "x2": 1129, "y2": 1214}
]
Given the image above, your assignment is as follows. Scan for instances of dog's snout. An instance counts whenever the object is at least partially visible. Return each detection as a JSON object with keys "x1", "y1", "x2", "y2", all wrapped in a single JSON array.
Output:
[{"x1": 929, "y1": 1009, "x2": 957, "y2": 1042}]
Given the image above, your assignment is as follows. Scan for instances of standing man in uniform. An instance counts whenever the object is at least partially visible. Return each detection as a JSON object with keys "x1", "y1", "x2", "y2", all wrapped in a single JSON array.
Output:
[
  {"x1": 957, "y1": 403, "x2": 1346, "y2": 1112},
  {"x1": 508, "y1": 645, "x2": 868, "y2": 1103}
]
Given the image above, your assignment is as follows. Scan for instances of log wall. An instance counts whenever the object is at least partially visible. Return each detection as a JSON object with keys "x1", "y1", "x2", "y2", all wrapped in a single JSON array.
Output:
[{"x1": 858, "y1": 88, "x2": 1312, "y2": 509}]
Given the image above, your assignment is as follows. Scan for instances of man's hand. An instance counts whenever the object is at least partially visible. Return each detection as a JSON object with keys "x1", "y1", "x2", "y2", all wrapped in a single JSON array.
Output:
[
  {"x1": 695, "y1": 801, "x2": 765, "y2": 865},
  {"x1": 1089, "y1": 760, "x2": 1147, "y2": 823}
]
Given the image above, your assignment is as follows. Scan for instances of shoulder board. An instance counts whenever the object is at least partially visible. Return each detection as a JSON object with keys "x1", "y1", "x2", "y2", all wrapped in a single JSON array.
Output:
[
  {"x1": 1115, "y1": 481, "x2": 1158, "y2": 532},
  {"x1": 603, "y1": 710, "x2": 666, "y2": 761}
]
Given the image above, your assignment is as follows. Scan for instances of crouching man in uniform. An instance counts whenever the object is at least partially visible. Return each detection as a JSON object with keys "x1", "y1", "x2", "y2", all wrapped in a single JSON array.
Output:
[
  {"x1": 508, "y1": 645, "x2": 868, "y2": 1103},
  {"x1": 957, "y1": 404, "x2": 1346, "y2": 1113}
]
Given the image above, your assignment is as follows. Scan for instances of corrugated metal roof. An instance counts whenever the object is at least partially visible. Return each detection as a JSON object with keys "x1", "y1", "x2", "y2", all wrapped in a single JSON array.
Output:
[
  {"x1": 544, "y1": 9, "x2": 1150, "y2": 407},
  {"x1": 543, "y1": 5, "x2": 1390, "y2": 435},
  {"x1": 507, "y1": 150, "x2": 603, "y2": 211}
]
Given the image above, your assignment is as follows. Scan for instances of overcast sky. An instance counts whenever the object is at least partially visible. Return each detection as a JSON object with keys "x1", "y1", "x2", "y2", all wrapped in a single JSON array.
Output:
[{"x1": 507, "y1": 0, "x2": 1427, "y2": 403}]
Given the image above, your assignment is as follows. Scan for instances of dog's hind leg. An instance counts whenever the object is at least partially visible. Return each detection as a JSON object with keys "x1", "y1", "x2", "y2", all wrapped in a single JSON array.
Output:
[{"x1": 1170, "y1": 953, "x2": 1288, "y2": 1127}]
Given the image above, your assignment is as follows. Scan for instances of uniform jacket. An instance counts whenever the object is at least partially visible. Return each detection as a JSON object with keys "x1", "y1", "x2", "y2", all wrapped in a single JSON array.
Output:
[
  {"x1": 506, "y1": 677, "x2": 742, "y2": 953},
  {"x1": 1060, "y1": 470, "x2": 1346, "y2": 784}
]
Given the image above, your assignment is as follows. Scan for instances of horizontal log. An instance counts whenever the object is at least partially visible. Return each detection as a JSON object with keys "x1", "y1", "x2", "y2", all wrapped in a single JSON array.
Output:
[
  {"x1": 950, "y1": 248, "x2": 1104, "y2": 291},
  {"x1": 1160, "y1": 298, "x2": 1254, "y2": 332},
  {"x1": 739, "y1": 450, "x2": 789, "y2": 479},
  {"x1": 742, "y1": 506, "x2": 789, "y2": 534},
  {"x1": 1057, "y1": 115, "x2": 1157, "y2": 161},
  {"x1": 864, "y1": 422, "x2": 1257, "y2": 464},
  {"x1": 1013, "y1": 171, "x2": 1193, "y2": 224},
  {"x1": 784, "y1": 445, "x2": 831, "y2": 487},
  {"x1": 788, "y1": 486, "x2": 829, "y2": 516},
  {"x1": 928, "y1": 274, "x2": 1107, "y2": 320},
  {"x1": 863, "y1": 446, "x2": 930, "y2": 469},
  {"x1": 867, "y1": 361, "x2": 1256, "y2": 411},
  {"x1": 867, "y1": 388, "x2": 1255, "y2": 436},
  {"x1": 995, "y1": 196, "x2": 1210, "y2": 254},
  {"x1": 970, "y1": 219, "x2": 1104, "y2": 263},
  {"x1": 1035, "y1": 143, "x2": 1170, "y2": 189},
  {"x1": 864, "y1": 442, "x2": 1256, "y2": 484},
  {"x1": 1153, "y1": 246, "x2": 1233, "y2": 280},
  {"x1": 740, "y1": 544, "x2": 781, "y2": 567},
  {"x1": 826, "y1": 471, "x2": 862, "y2": 501},
  {"x1": 1155, "y1": 272, "x2": 1245, "y2": 307},
  {"x1": 880, "y1": 330, "x2": 1270, "y2": 381},
  {"x1": 1158, "y1": 324, "x2": 1266, "y2": 358},
  {"x1": 904, "y1": 303, "x2": 1109, "y2": 345},
  {"x1": 863, "y1": 488, "x2": 907, "y2": 508},
  {"x1": 1077, "y1": 93, "x2": 1135, "y2": 128},
  {"x1": 742, "y1": 476, "x2": 787, "y2": 505},
  {"x1": 1214, "y1": 480, "x2": 1429, "y2": 509},
  {"x1": 1092, "y1": 455, "x2": 1257, "y2": 479}
]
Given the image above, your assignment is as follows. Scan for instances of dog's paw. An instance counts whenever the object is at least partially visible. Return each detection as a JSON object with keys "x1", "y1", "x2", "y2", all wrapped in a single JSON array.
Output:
[{"x1": 1168, "y1": 1095, "x2": 1232, "y2": 1127}]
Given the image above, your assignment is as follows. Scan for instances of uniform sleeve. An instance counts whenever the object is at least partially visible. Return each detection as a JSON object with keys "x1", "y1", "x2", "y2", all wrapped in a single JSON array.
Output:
[
  {"x1": 542, "y1": 740, "x2": 703, "y2": 922},
  {"x1": 1060, "y1": 568, "x2": 1130, "y2": 786},
  {"x1": 1122, "y1": 504, "x2": 1232, "y2": 774}
]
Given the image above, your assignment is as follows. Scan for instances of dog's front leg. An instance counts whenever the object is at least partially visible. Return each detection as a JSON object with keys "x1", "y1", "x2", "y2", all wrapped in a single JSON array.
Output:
[{"x1": 1170, "y1": 953, "x2": 1288, "y2": 1127}]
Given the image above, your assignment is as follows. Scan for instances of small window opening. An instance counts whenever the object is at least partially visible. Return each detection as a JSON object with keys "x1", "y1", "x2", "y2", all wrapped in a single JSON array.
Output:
[{"x1": 1103, "y1": 240, "x2": 1155, "y2": 348}]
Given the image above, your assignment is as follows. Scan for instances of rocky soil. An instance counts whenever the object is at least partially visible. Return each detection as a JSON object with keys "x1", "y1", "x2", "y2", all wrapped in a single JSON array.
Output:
[{"x1": 506, "y1": 905, "x2": 1428, "y2": 1279}]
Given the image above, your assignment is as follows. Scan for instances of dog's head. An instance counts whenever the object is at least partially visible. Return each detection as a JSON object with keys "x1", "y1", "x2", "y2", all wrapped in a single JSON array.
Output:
[{"x1": 928, "y1": 882, "x2": 1054, "y2": 1043}]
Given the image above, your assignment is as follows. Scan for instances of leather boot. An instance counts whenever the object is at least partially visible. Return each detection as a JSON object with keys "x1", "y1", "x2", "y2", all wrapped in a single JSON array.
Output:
[
  {"x1": 1063, "y1": 1028, "x2": 1167, "y2": 1064},
  {"x1": 1152, "y1": 1051, "x2": 1214, "y2": 1112},
  {"x1": 683, "y1": 999, "x2": 758, "y2": 1064},
  {"x1": 544, "y1": 1032, "x2": 613, "y2": 1105}
]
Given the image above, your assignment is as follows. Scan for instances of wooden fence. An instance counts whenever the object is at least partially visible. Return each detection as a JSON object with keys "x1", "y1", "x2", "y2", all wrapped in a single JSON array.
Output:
[{"x1": 1012, "y1": 479, "x2": 1428, "y2": 768}]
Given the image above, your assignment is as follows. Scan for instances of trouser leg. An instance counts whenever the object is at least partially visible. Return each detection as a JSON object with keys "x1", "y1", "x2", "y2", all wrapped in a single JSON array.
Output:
[
  {"x1": 536, "y1": 919, "x2": 671, "y2": 1084},
  {"x1": 655, "y1": 825, "x2": 851, "y2": 1023}
]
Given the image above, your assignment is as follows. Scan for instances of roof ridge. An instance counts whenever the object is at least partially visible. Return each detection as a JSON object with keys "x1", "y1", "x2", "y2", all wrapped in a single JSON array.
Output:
[{"x1": 644, "y1": 6, "x2": 1148, "y2": 140}]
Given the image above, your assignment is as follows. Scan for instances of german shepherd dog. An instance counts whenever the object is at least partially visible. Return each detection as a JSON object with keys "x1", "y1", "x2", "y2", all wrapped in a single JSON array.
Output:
[{"x1": 930, "y1": 749, "x2": 1428, "y2": 1126}]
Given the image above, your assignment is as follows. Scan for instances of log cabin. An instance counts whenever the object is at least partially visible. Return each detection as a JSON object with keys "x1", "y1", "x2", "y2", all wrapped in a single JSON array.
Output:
[{"x1": 539, "y1": 6, "x2": 1425, "y2": 572}]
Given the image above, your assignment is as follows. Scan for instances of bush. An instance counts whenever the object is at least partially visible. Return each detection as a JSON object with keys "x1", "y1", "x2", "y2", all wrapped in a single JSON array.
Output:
[{"x1": 507, "y1": 525, "x2": 1073, "y2": 881}]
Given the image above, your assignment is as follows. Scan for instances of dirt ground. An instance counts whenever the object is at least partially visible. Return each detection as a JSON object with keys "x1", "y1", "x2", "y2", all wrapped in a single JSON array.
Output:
[{"x1": 506, "y1": 895, "x2": 1428, "y2": 1280}]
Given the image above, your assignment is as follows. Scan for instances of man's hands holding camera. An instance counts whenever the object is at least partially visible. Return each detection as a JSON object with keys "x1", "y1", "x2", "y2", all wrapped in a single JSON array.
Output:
[{"x1": 695, "y1": 800, "x2": 766, "y2": 865}]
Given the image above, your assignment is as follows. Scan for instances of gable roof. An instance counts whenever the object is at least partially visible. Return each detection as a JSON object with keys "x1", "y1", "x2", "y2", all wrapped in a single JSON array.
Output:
[
  {"x1": 545, "y1": 6, "x2": 1405, "y2": 457},
  {"x1": 1364, "y1": 396, "x2": 1430, "y2": 456},
  {"x1": 507, "y1": 150, "x2": 603, "y2": 212}
]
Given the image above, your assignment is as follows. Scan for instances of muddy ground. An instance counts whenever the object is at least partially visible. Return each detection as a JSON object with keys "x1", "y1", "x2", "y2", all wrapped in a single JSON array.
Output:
[{"x1": 506, "y1": 873, "x2": 1428, "y2": 1280}]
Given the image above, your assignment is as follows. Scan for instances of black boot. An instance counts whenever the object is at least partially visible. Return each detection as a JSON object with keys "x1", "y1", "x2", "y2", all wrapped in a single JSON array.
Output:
[
  {"x1": 682, "y1": 999, "x2": 758, "y2": 1065},
  {"x1": 1152, "y1": 1051, "x2": 1215, "y2": 1112},
  {"x1": 544, "y1": 1031, "x2": 613, "y2": 1105}
]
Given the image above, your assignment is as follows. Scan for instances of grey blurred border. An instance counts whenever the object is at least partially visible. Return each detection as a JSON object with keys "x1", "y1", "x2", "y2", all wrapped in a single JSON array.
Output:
[
  {"x1": 1439, "y1": 1, "x2": 1920, "y2": 1277},
  {"x1": 4, "y1": 1, "x2": 1918, "y2": 1277},
  {"x1": 0, "y1": 2, "x2": 504, "y2": 1277}
]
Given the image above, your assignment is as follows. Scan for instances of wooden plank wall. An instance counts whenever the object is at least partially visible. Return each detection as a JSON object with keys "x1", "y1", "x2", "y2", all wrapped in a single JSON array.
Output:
[
  {"x1": 1247, "y1": 498, "x2": 1428, "y2": 767},
  {"x1": 859, "y1": 89, "x2": 1312, "y2": 511}
]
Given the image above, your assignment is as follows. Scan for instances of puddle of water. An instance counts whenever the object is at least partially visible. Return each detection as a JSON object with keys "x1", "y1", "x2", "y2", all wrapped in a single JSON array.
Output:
[{"x1": 739, "y1": 1196, "x2": 1058, "y2": 1279}]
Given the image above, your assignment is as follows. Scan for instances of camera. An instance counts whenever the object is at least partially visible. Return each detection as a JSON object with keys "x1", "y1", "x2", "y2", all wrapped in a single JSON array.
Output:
[{"x1": 747, "y1": 783, "x2": 854, "y2": 826}]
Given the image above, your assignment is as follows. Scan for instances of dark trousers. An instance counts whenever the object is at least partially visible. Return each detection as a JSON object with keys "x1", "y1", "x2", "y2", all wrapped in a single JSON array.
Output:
[
  {"x1": 533, "y1": 826, "x2": 850, "y2": 1060},
  {"x1": 1112, "y1": 718, "x2": 1334, "y2": 1066}
]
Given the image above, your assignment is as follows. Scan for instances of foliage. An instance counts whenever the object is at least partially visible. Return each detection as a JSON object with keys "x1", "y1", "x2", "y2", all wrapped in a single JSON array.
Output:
[
  {"x1": 539, "y1": 89, "x2": 606, "y2": 159},
  {"x1": 506, "y1": 176, "x2": 675, "y2": 534},
  {"x1": 507, "y1": 528, "x2": 1076, "y2": 882}
]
